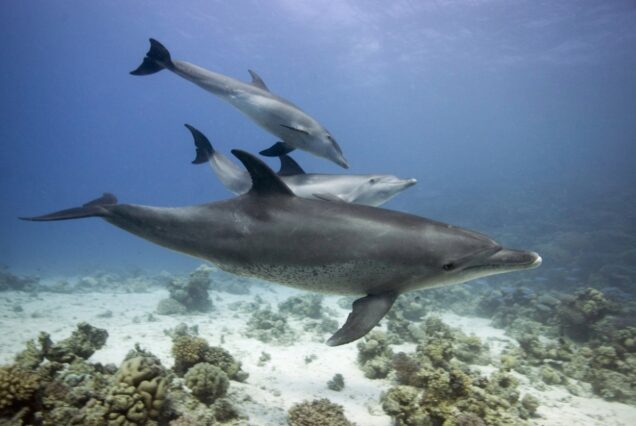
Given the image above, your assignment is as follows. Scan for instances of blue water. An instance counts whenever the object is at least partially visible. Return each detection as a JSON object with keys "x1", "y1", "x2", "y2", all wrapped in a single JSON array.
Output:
[{"x1": 1, "y1": 1, "x2": 635, "y2": 278}]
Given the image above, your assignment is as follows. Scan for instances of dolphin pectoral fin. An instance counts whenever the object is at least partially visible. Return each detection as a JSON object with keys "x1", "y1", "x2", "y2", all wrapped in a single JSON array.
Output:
[
  {"x1": 313, "y1": 193, "x2": 346, "y2": 203},
  {"x1": 231, "y1": 150, "x2": 295, "y2": 197},
  {"x1": 327, "y1": 292, "x2": 398, "y2": 346},
  {"x1": 280, "y1": 124, "x2": 310, "y2": 135},
  {"x1": 130, "y1": 38, "x2": 174, "y2": 75},
  {"x1": 277, "y1": 155, "x2": 306, "y2": 176},
  {"x1": 19, "y1": 193, "x2": 117, "y2": 222},
  {"x1": 259, "y1": 142, "x2": 296, "y2": 157},
  {"x1": 184, "y1": 124, "x2": 214, "y2": 164},
  {"x1": 248, "y1": 69, "x2": 269, "y2": 91}
]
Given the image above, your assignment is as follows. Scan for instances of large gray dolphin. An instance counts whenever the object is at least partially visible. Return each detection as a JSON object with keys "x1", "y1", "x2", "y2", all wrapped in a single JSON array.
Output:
[
  {"x1": 185, "y1": 124, "x2": 417, "y2": 206},
  {"x1": 131, "y1": 39, "x2": 349, "y2": 169},
  {"x1": 20, "y1": 151, "x2": 541, "y2": 346}
]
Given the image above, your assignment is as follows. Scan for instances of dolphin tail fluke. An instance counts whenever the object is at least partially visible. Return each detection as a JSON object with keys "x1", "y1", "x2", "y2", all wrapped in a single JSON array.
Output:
[
  {"x1": 259, "y1": 142, "x2": 295, "y2": 157},
  {"x1": 19, "y1": 193, "x2": 117, "y2": 222},
  {"x1": 327, "y1": 292, "x2": 398, "y2": 346},
  {"x1": 130, "y1": 38, "x2": 174, "y2": 75},
  {"x1": 184, "y1": 124, "x2": 214, "y2": 164}
]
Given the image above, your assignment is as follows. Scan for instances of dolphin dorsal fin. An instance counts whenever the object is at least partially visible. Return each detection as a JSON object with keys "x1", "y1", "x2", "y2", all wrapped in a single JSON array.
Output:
[
  {"x1": 232, "y1": 149, "x2": 294, "y2": 197},
  {"x1": 184, "y1": 124, "x2": 215, "y2": 164},
  {"x1": 278, "y1": 155, "x2": 306, "y2": 176},
  {"x1": 248, "y1": 69, "x2": 269, "y2": 91}
]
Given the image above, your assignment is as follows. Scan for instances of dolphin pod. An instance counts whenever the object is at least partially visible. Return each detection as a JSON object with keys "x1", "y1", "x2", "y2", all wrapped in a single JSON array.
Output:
[
  {"x1": 185, "y1": 124, "x2": 417, "y2": 206},
  {"x1": 21, "y1": 151, "x2": 541, "y2": 346},
  {"x1": 21, "y1": 39, "x2": 542, "y2": 345},
  {"x1": 131, "y1": 39, "x2": 349, "y2": 169}
]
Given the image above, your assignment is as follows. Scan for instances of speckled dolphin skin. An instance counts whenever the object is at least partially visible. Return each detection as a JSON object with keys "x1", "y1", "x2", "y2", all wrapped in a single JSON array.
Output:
[
  {"x1": 131, "y1": 39, "x2": 349, "y2": 169},
  {"x1": 20, "y1": 151, "x2": 541, "y2": 346}
]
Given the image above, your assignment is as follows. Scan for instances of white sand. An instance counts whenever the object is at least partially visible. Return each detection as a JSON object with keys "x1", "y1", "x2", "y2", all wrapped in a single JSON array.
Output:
[{"x1": 1, "y1": 285, "x2": 634, "y2": 426}]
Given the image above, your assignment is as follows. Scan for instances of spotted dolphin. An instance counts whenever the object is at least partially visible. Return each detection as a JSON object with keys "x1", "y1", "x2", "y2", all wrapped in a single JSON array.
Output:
[
  {"x1": 20, "y1": 151, "x2": 541, "y2": 346},
  {"x1": 185, "y1": 124, "x2": 416, "y2": 206},
  {"x1": 131, "y1": 39, "x2": 349, "y2": 168}
]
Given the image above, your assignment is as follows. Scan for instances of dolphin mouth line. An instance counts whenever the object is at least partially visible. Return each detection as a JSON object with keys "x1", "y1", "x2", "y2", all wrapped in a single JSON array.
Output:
[{"x1": 464, "y1": 252, "x2": 542, "y2": 272}]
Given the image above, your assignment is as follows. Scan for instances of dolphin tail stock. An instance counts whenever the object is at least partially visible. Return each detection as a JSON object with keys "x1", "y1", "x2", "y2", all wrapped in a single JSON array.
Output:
[
  {"x1": 259, "y1": 141, "x2": 295, "y2": 157},
  {"x1": 184, "y1": 124, "x2": 214, "y2": 164},
  {"x1": 327, "y1": 292, "x2": 398, "y2": 346},
  {"x1": 19, "y1": 193, "x2": 117, "y2": 222},
  {"x1": 130, "y1": 38, "x2": 174, "y2": 75}
]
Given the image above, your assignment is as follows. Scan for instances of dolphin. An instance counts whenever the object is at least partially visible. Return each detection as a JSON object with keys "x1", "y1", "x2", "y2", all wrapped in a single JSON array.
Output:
[
  {"x1": 185, "y1": 124, "x2": 417, "y2": 206},
  {"x1": 20, "y1": 151, "x2": 541, "y2": 346},
  {"x1": 131, "y1": 39, "x2": 349, "y2": 169}
]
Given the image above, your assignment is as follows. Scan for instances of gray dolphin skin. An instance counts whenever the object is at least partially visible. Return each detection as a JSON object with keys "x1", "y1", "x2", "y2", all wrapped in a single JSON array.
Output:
[
  {"x1": 20, "y1": 151, "x2": 541, "y2": 346},
  {"x1": 185, "y1": 124, "x2": 417, "y2": 206},
  {"x1": 131, "y1": 39, "x2": 349, "y2": 169}
]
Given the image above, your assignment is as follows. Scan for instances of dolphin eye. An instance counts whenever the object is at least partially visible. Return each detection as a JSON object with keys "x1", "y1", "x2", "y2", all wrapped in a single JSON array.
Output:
[
  {"x1": 442, "y1": 263, "x2": 455, "y2": 271},
  {"x1": 369, "y1": 178, "x2": 378, "y2": 184}
]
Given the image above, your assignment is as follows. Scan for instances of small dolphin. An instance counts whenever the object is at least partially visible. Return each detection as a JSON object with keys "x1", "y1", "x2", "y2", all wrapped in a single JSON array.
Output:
[
  {"x1": 20, "y1": 151, "x2": 541, "y2": 346},
  {"x1": 185, "y1": 124, "x2": 416, "y2": 206},
  {"x1": 131, "y1": 39, "x2": 349, "y2": 169}
]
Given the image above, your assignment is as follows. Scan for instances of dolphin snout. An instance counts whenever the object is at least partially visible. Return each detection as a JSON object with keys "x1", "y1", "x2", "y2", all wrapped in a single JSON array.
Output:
[
  {"x1": 404, "y1": 178, "x2": 417, "y2": 187},
  {"x1": 529, "y1": 252, "x2": 542, "y2": 268},
  {"x1": 336, "y1": 157, "x2": 350, "y2": 169}
]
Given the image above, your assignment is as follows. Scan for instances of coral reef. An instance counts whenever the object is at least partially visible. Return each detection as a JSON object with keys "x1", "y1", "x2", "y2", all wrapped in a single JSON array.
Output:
[
  {"x1": 104, "y1": 355, "x2": 169, "y2": 423},
  {"x1": 557, "y1": 287, "x2": 615, "y2": 341},
  {"x1": 380, "y1": 317, "x2": 536, "y2": 425},
  {"x1": 0, "y1": 266, "x2": 39, "y2": 292},
  {"x1": 157, "y1": 265, "x2": 213, "y2": 314},
  {"x1": 184, "y1": 362, "x2": 229, "y2": 404},
  {"x1": 0, "y1": 322, "x2": 248, "y2": 425},
  {"x1": 287, "y1": 398, "x2": 352, "y2": 426},
  {"x1": 203, "y1": 264, "x2": 253, "y2": 295},
  {"x1": 279, "y1": 294, "x2": 338, "y2": 337},
  {"x1": 327, "y1": 373, "x2": 344, "y2": 391},
  {"x1": 0, "y1": 366, "x2": 41, "y2": 416},
  {"x1": 171, "y1": 334, "x2": 247, "y2": 381},
  {"x1": 357, "y1": 330, "x2": 393, "y2": 379},
  {"x1": 44, "y1": 322, "x2": 108, "y2": 363},
  {"x1": 49, "y1": 322, "x2": 108, "y2": 363},
  {"x1": 279, "y1": 294, "x2": 325, "y2": 319},
  {"x1": 245, "y1": 307, "x2": 296, "y2": 345},
  {"x1": 156, "y1": 297, "x2": 188, "y2": 315}
]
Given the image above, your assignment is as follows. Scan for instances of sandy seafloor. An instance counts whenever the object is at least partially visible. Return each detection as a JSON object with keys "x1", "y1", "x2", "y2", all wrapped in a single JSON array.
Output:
[{"x1": 1, "y1": 278, "x2": 634, "y2": 426}]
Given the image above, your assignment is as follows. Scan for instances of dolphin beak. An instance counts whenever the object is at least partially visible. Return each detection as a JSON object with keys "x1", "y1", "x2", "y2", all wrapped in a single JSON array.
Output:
[
  {"x1": 529, "y1": 252, "x2": 542, "y2": 268},
  {"x1": 404, "y1": 178, "x2": 417, "y2": 188},
  {"x1": 487, "y1": 248, "x2": 542, "y2": 271},
  {"x1": 336, "y1": 157, "x2": 350, "y2": 169}
]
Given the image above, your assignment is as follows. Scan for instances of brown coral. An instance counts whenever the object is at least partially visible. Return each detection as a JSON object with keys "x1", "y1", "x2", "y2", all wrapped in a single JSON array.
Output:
[
  {"x1": 0, "y1": 365, "x2": 41, "y2": 416},
  {"x1": 288, "y1": 398, "x2": 352, "y2": 426}
]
